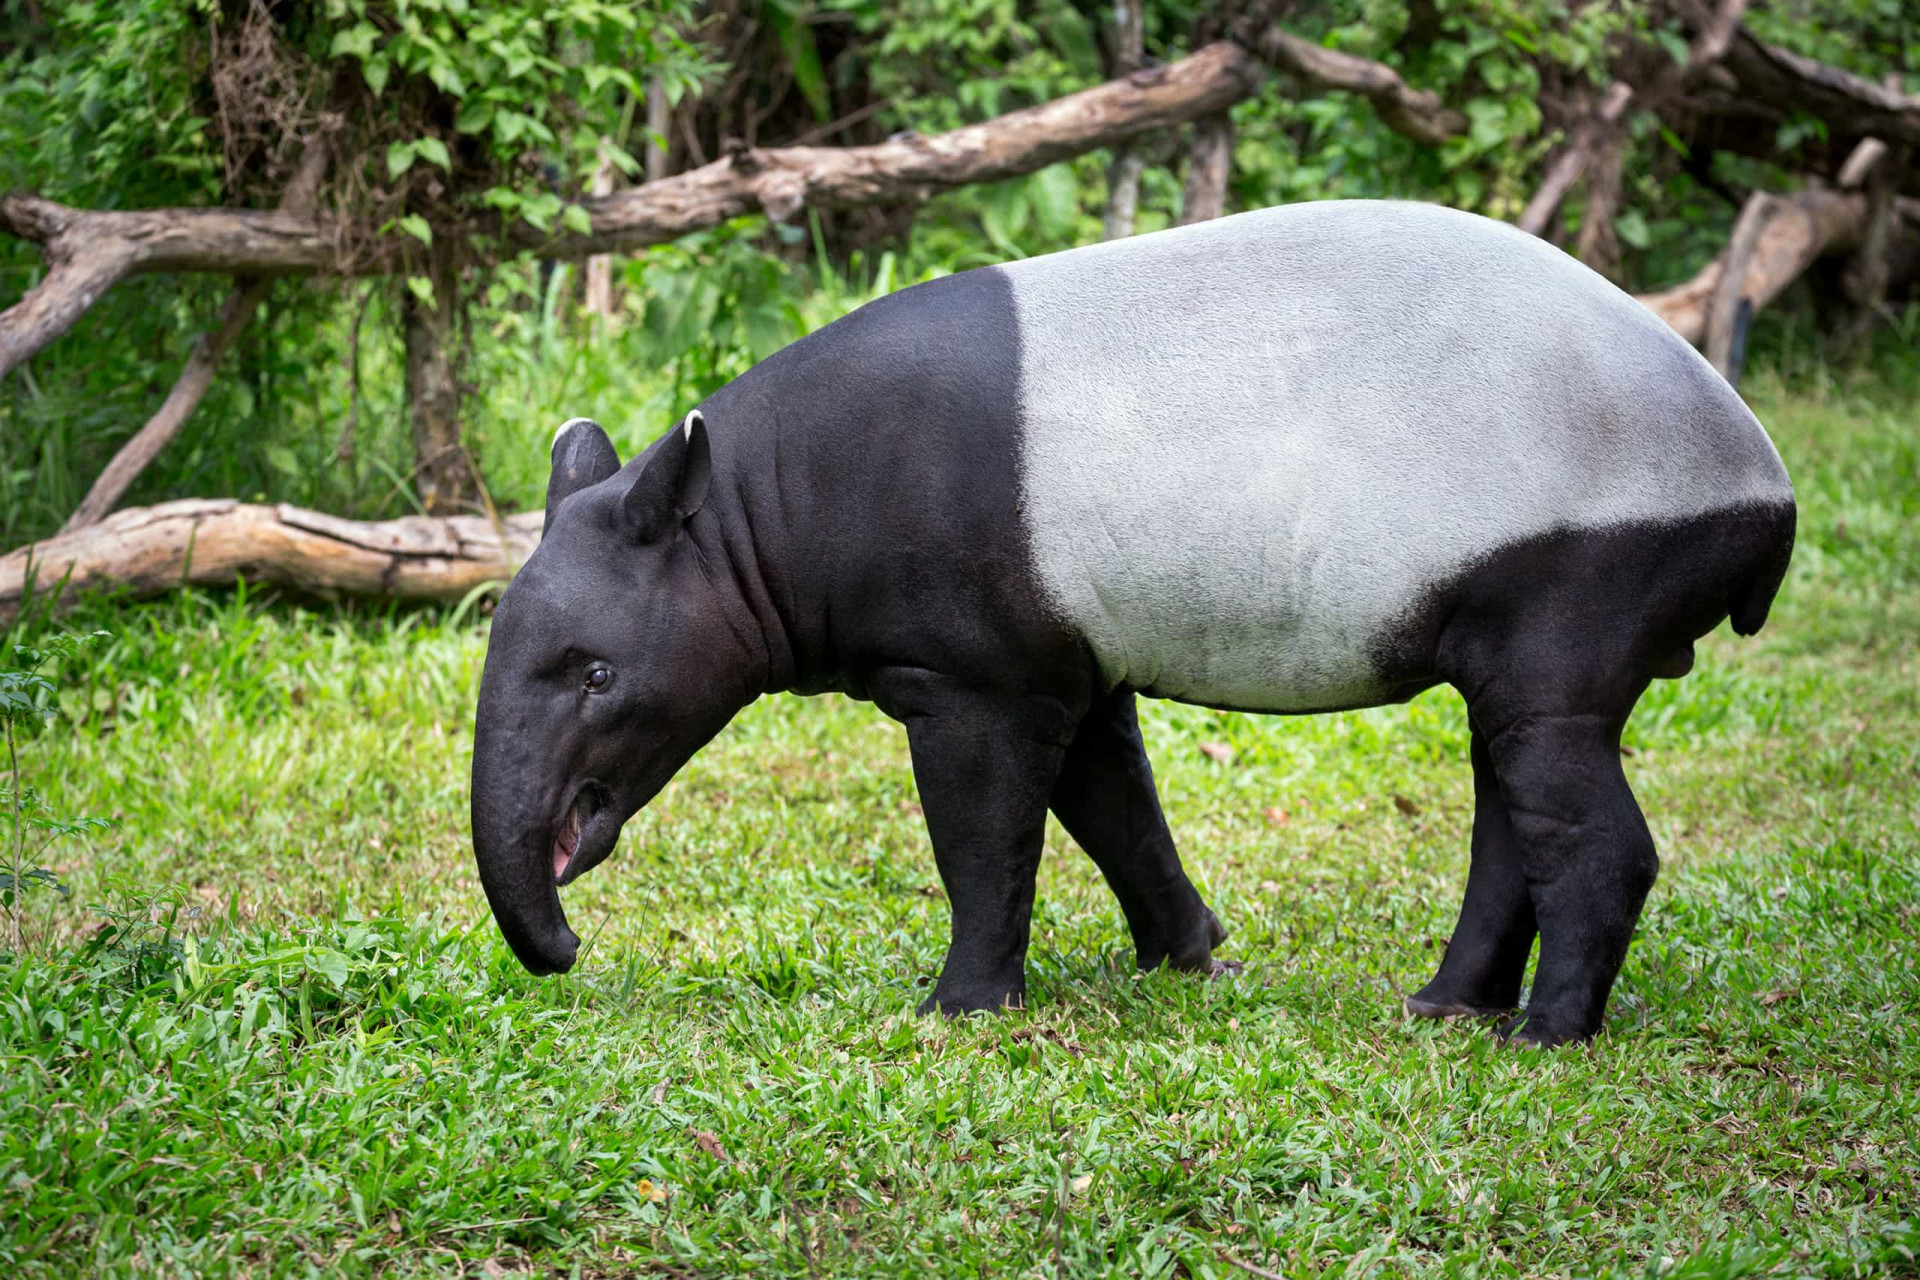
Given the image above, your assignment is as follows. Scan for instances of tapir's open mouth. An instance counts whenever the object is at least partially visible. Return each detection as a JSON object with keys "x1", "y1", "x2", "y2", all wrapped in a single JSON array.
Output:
[
  {"x1": 551, "y1": 785, "x2": 604, "y2": 884},
  {"x1": 552, "y1": 804, "x2": 581, "y2": 881}
]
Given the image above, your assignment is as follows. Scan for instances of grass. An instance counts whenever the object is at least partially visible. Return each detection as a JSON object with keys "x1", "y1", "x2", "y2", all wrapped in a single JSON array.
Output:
[{"x1": 1, "y1": 364, "x2": 1917, "y2": 1278}]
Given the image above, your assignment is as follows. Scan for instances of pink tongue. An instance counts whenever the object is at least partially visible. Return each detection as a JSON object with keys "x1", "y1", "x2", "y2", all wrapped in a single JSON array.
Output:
[
  {"x1": 553, "y1": 841, "x2": 571, "y2": 881},
  {"x1": 553, "y1": 813, "x2": 580, "y2": 881}
]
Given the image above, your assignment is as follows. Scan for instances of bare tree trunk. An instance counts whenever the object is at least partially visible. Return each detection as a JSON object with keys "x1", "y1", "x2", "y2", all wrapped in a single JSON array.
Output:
[
  {"x1": 1838, "y1": 77, "x2": 1911, "y2": 347},
  {"x1": 1103, "y1": 0, "x2": 1147, "y2": 240},
  {"x1": 1179, "y1": 113, "x2": 1235, "y2": 225},
  {"x1": 646, "y1": 78, "x2": 671, "y2": 184},
  {"x1": 582, "y1": 143, "x2": 618, "y2": 322},
  {"x1": 1575, "y1": 133, "x2": 1626, "y2": 280},
  {"x1": 402, "y1": 252, "x2": 477, "y2": 514}
]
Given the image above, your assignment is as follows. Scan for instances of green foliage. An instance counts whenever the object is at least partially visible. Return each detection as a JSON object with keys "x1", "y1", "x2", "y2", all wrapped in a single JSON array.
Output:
[
  {"x1": 0, "y1": 631, "x2": 114, "y2": 958},
  {"x1": 318, "y1": 0, "x2": 708, "y2": 238},
  {"x1": 0, "y1": 0, "x2": 223, "y2": 205}
]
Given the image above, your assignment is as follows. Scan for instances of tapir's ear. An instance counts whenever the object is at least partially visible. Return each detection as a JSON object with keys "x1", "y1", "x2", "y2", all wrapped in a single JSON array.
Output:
[
  {"x1": 621, "y1": 410, "x2": 711, "y2": 544},
  {"x1": 545, "y1": 418, "x2": 623, "y2": 532}
]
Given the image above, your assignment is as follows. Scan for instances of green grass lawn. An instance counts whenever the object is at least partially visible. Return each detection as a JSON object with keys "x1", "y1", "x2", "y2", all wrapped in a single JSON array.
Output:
[{"x1": 3, "y1": 368, "x2": 1917, "y2": 1278}]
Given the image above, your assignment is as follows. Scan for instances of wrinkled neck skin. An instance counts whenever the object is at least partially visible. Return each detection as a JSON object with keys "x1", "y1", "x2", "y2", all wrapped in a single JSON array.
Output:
[{"x1": 690, "y1": 275, "x2": 1071, "y2": 710}]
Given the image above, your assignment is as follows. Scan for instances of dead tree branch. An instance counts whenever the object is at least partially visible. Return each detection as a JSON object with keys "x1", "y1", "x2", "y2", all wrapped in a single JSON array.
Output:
[
  {"x1": 1239, "y1": 26, "x2": 1467, "y2": 146},
  {"x1": 0, "y1": 199, "x2": 334, "y2": 381},
  {"x1": 1718, "y1": 27, "x2": 1920, "y2": 149},
  {"x1": 0, "y1": 40, "x2": 1271, "y2": 376},
  {"x1": 1518, "y1": 0, "x2": 1747, "y2": 239},
  {"x1": 59, "y1": 139, "x2": 331, "y2": 533}
]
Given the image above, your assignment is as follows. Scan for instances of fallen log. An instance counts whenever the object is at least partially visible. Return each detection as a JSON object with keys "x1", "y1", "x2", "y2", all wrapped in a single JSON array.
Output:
[
  {"x1": 1635, "y1": 187, "x2": 1919, "y2": 351},
  {"x1": 0, "y1": 500, "x2": 541, "y2": 627}
]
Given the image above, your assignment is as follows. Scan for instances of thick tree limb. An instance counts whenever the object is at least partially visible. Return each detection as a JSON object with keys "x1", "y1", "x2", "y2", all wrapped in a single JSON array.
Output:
[
  {"x1": 1, "y1": 500, "x2": 541, "y2": 627},
  {"x1": 0, "y1": 199, "x2": 333, "y2": 380},
  {"x1": 1719, "y1": 27, "x2": 1920, "y2": 149},
  {"x1": 1238, "y1": 26, "x2": 1466, "y2": 146},
  {"x1": 0, "y1": 39, "x2": 1269, "y2": 374},
  {"x1": 561, "y1": 40, "x2": 1268, "y2": 253},
  {"x1": 1635, "y1": 187, "x2": 1908, "y2": 351},
  {"x1": 3, "y1": 29, "x2": 1478, "y2": 375},
  {"x1": 1518, "y1": 0, "x2": 1746, "y2": 238},
  {"x1": 59, "y1": 140, "x2": 331, "y2": 533}
]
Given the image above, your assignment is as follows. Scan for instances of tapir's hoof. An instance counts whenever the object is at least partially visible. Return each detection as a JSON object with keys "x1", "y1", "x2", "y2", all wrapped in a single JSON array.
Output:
[
  {"x1": 1404, "y1": 991, "x2": 1514, "y2": 1020},
  {"x1": 1153, "y1": 907, "x2": 1231, "y2": 974},
  {"x1": 1494, "y1": 1012, "x2": 1593, "y2": 1049},
  {"x1": 1205, "y1": 909, "x2": 1228, "y2": 950},
  {"x1": 917, "y1": 987, "x2": 1024, "y2": 1018}
]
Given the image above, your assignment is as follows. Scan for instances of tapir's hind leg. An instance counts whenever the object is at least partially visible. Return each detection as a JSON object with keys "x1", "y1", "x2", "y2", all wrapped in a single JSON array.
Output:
[
  {"x1": 1050, "y1": 688, "x2": 1228, "y2": 974},
  {"x1": 1475, "y1": 704, "x2": 1657, "y2": 1046},
  {"x1": 1407, "y1": 722, "x2": 1537, "y2": 1019}
]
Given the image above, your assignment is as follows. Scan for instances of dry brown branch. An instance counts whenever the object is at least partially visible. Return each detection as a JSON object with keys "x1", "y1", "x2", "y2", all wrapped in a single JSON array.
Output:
[
  {"x1": 1633, "y1": 187, "x2": 1897, "y2": 354},
  {"x1": 1836, "y1": 93, "x2": 1909, "y2": 345},
  {"x1": 2, "y1": 500, "x2": 542, "y2": 627},
  {"x1": 59, "y1": 140, "x2": 331, "y2": 534},
  {"x1": 0, "y1": 198, "x2": 333, "y2": 380},
  {"x1": 1518, "y1": 0, "x2": 1747, "y2": 238},
  {"x1": 1240, "y1": 26, "x2": 1467, "y2": 146},
  {"x1": 2, "y1": 27, "x2": 1480, "y2": 378},
  {"x1": 0, "y1": 39, "x2": 1277, "y2": 377},
  {"x1": 1719, "y1": 27, "x2": 1920, "y2": 149},
  {"x1": 57, "y1": 281, "x2": 274, "y2": 534}
]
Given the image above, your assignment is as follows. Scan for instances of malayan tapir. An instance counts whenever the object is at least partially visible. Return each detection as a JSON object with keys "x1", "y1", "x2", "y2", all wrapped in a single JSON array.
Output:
[{"x1": 470, "y1": 199, "x2": 1795, "y2": 1046}]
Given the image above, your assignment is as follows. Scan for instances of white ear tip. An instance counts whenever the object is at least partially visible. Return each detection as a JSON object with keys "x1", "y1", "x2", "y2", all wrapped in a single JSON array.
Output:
[
  {"x1": 553, "y1": 417, "x2": 599, "y2": 452},
  {"x1": 682, "y1": 409, "x2": 704, "y2": 440}
]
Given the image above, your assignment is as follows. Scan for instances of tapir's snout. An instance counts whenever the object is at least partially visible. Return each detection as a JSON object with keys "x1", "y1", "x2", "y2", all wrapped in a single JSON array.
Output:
[
  {"x1": 470, "y1": 792, "x2": 584, "y2": 975},
  {"x1": 469, "y1": 696, "x2": 589, "y2": 975},
  {"x1": 501, "y1": 887, "x2": 581, "y2": 976}
]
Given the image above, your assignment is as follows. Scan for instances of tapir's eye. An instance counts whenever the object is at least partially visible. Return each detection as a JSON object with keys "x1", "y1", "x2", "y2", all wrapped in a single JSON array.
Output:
[{"x1": 583, "y1": 663, "x2": 613, "y2": 694}]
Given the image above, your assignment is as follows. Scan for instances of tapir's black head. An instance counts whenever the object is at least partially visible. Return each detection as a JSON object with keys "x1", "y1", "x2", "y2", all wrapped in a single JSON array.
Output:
[{"x1": 470, "y1": 412, "x2": 753, "y2": 975}]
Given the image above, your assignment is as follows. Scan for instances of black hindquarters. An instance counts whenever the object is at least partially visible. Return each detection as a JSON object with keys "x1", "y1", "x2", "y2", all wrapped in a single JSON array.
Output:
[{"x1": 1412, "y1": 501, "x2": 1796, "y2": 1044}]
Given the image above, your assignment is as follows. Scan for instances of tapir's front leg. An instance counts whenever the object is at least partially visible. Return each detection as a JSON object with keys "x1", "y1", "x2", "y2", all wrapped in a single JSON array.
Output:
[
  {"x1": 1051, "y1": 688, "x2": 1228, "y2": 974},
  {"x1": 873, "y1": 668, "x2": 1076, "y2": 1016}
]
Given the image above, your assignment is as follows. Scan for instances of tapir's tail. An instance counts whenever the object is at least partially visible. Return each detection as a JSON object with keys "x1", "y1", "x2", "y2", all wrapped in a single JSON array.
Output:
[{"x1": 1728, "y1": 500, "x2": 1797, "y2": 637}]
